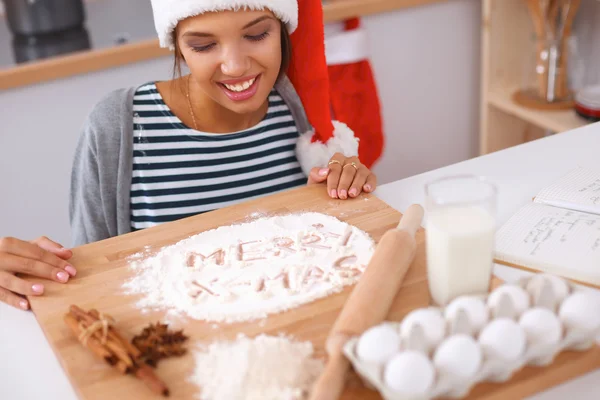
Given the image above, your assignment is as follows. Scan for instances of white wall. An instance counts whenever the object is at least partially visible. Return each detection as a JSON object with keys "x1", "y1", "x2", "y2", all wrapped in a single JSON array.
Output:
[
  {"x1": 0, "y1": 58, "x2": 174, "y2": 244},
  {"x1": 364, "y1": 0, "x2": 482, "y2": 184},
  {"x1": 0, "y1": 0, "x2": 483, "y2": 245},
  {"x1": 571, "y1": 0, "x2": 600, "y2": 88}
]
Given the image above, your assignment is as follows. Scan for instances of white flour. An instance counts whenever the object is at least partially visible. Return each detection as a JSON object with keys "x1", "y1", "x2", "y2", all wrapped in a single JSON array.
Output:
[
  {"x1": 190, "y1": 334, "x2": 324, "y2": 400},
  {"x1": 122, "y1": 212, "x2": 375, "y2": 323}
]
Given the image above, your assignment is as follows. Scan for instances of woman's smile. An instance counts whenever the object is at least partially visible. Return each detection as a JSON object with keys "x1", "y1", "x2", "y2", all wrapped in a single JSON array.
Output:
[{"x1": 217, "y1": 74, "x2": 261, "y2": 101}]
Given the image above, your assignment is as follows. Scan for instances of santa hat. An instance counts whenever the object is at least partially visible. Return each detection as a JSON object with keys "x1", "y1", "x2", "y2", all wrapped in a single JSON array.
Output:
[{"x1": 150, "y1": 0, "x2": 359, "y2": 175}]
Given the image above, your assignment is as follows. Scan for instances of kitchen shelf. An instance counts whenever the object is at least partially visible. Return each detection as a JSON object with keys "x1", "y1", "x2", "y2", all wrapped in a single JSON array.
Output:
[
  {"x1": 479, "y1": 0, "x2": 594, "y2": 155},
  {"x1": 488, "y1": 85, "x2": 589, "y2": 134}
]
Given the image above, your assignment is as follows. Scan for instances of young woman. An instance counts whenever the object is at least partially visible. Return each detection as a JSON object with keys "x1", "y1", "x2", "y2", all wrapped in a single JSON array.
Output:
[
  {"x1": 69, "y1": 0, "x2": 378, "y2": 246},
  {"x1": 0, "y1": 236, "x2": 75, "y2": 310}
]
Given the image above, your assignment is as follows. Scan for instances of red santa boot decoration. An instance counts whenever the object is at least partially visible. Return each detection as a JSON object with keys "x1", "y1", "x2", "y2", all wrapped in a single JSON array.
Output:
[{"x1": 324, "y1": 17, "x2": 384, "y2": 169}]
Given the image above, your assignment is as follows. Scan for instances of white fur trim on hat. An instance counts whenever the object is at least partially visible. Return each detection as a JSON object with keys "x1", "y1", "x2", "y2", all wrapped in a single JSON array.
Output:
[
  {"x1": 295, "y1": 121, "x2": 360, "y2": 176},
  {"x1": 150, "y1": 0, "x2": 299, "y2": 50}
]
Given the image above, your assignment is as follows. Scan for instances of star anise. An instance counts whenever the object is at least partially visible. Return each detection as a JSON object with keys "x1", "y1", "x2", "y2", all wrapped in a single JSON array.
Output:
[{"x1": 131, "y1": 322, "x2": 189, "y2": 367}]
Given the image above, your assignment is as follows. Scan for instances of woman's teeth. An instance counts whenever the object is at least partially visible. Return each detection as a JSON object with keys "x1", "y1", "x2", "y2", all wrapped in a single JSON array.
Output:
[{"x1": 223, "y1": 77, "x2": 256, "y2": 92}]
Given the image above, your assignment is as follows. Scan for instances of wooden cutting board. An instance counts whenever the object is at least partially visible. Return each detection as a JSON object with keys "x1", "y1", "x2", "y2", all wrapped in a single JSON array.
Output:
[{"x1": 27, "y1": 185, "x2": 600, "y2": 400}]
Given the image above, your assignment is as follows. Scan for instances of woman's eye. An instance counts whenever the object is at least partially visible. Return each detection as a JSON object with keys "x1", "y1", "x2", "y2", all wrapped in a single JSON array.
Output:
[
  {"x1": 245, "y1": 31, "x2": 270, "y2": 42},
  {"x1": 190, "y1": 43, "x2": 216, "y2": 52},
  {"x1": 188, "y1": 30, "x2": 270, "y2": 51}
]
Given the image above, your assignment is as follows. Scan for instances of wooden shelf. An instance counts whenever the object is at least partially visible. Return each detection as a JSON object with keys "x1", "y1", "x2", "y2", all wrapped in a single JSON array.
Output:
[
  {"x1": 487, "y1": 85, "x2": 589, "y2": 133},
  {"x1": 479, "y1": 0, "x2": 594, "y2": 154},
  {"x1": 323, "y1": 0, "x2": 448, "y2": 21}
]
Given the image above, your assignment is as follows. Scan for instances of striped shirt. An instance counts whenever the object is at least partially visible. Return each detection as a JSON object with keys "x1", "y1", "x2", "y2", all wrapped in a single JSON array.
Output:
[{"x1": 130, "y1": 83, "x2": 307, "y2": 230}]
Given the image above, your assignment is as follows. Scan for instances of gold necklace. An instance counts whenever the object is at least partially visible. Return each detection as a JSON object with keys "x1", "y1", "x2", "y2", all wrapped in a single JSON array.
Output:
[{"x1": 185, "y1": 75, "x2": 199, "y2": 130}]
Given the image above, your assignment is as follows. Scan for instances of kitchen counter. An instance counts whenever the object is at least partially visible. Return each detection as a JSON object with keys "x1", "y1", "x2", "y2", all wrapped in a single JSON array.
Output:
[
  {"x1": 0, "y1": 114, "x2": 599, "y2": 398},
  {"x1": 0, "y1": 0, "x2": 450, "y2": 91}
]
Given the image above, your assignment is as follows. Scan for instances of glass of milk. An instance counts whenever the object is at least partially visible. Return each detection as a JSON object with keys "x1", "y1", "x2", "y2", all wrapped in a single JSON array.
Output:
[{"x1": 424, "y1": 175, "x2": 497, "y2": 306}]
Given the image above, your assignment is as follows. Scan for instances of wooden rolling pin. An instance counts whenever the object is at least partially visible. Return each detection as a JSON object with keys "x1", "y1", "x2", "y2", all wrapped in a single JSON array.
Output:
[{"x1": 309, "y1": 204, "x2": 425, "y2": 400}]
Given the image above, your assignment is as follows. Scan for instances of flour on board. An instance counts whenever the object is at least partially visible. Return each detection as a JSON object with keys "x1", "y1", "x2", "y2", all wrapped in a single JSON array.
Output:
[
  {"x1": 189, "y1": 334, "x2": 324, "y2": 400},
  {"x1": 122, "y1": 212, "x2": 375, "y2": 323}
]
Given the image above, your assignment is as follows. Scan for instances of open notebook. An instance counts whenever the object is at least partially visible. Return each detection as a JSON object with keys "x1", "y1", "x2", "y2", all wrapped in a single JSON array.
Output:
[{"x1": 494, "y1": 166, "x2": 600, "y2": 287}]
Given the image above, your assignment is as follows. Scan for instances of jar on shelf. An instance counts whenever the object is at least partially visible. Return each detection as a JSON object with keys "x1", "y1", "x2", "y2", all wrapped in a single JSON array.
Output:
[{"x1": 513, "y1": 0, "x2": 582, "y2": 110}]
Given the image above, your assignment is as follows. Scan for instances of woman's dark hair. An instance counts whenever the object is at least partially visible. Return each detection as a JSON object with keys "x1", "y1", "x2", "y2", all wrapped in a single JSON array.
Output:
[{"x1": 172, "y1": 19, "x2": 292, "y2": 82}]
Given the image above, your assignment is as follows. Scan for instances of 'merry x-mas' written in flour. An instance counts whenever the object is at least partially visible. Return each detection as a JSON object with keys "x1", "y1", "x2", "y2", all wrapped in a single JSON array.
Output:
[{"x1": 123, "y1": 213, "x2": 375, "y2": 323}]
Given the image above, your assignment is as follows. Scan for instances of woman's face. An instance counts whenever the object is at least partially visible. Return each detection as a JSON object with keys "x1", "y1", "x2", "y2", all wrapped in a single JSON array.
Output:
[{"x1": 177, "y1": 10, "x2": 283, "y2": 115}]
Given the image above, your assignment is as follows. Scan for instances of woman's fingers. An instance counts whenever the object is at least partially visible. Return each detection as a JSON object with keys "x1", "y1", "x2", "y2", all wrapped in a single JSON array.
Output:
[
  {"x1": 363, "y1": 173, "x2": 378, "y2": 193},
  {"x1": 0, "y1": 237, "x2": 76, "y2": 277},
  {"x1": 0, "y1": 271, "x2": 44, "y2": 297},
  {"x1": 337, "y1": 162, "x2": 359, "y2": 200},
  {"x1": 0, "y1": 237, "x2": 74, "y2": 312},
  {"x1": 0, "y1": 253, "x2": 70, "y2": 283},
  {"x1": 32, "y1": 236, "x2": 73, "y2": 260},
  {"x1": 326, "y1": 154, "x2": 345, "y2": 198},
  {"x1": 307, "y1": 167, "x2": 330, "y2": 185},
  {"x1": 0, "y1": 286, "x2": 29, "y2": 310},
  {"x1": 323, "y1": 154, "x2": 378, "y2": 199},
  {"x1": 348, "y1": 165, "x2": 372, "y2": 198}
]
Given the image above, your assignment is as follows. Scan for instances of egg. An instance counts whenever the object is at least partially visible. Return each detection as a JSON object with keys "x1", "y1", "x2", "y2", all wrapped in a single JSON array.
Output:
[
  {"x1": 384, "y1": 350, "x2": 436, "y2": 395},
  {"x1": 433, "y1": 334, "x2": 482, "y2": 380},
  {"x1": 559, "y1": 291, "x2": 600, "y2": 334},
  {"x1": 356, "y1": 324, "x2": 401, "y2": 363},
  {"x1": 525, "y1": 274, "x2": 570, "y2": 308},
  {"x1": 400, "y1": 307, "x2": 446, "y2": 349},
  {"x1": 488, "y1": 284, "x2": 531, "y2": 317},
  {"x1": 519, "y1": 307, "x2": 563, "y2": 347},
  {"x1": 445, "y1": 296, "x2": 489, "y2": 334},
  {"x1": 479, "y1": 318, "x2": 527, "y2": 362}
]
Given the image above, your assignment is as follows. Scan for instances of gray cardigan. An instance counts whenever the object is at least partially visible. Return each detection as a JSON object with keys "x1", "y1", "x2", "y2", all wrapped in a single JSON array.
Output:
[{"x1": 69, "y1": 76, "x2": 312, "y2": 247}]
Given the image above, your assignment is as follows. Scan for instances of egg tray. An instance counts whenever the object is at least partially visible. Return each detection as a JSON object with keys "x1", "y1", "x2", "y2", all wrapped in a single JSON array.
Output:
[{"x1": 342, "y1": 273, "x2": 600, "y2": 400}]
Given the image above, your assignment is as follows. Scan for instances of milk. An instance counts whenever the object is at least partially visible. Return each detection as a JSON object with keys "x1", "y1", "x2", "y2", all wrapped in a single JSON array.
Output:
[{"x1": 426, "y1": 205, "x2": 496, "y2": 306}]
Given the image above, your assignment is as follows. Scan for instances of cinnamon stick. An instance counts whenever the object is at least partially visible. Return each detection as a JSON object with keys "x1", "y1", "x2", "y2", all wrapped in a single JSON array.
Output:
[
  {"x1": 72, "y1": 306, "x2": 142, "y2": 359},
  {"x1": 68, "y1": 309, "x2": 134, "y2": 368},
  {"x1": 66, "y1": 305, "x2": 170, "y2": 397},
  {"x1": 105, "y1": 340, "x2": 134, "y2": 367},
  {"x1": 89, "y1": 309, "x2": 142, "y2": 359},
  {"x1": 69, "y1": 305, "x2": 100, "y2": 324},
  {"x1": 64, "y1": 314, "x2": 115, "y2": 363},
  {"x1": 135, "y1": 364, "x2": 170, "y2": 397},
  {"x1": 116, "y1": 360, "x2": 131, "y2": 374}
]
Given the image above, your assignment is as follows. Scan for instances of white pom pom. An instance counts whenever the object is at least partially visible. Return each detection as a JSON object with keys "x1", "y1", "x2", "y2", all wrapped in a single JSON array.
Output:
[{"x1": 295, "y1": 121, "x2": 359, "y2": 175}]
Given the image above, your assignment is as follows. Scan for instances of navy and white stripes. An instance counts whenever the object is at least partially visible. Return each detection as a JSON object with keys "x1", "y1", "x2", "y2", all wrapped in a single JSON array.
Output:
[{"x1": 130, "y1": 83, "x2": 306, "y2": 230}]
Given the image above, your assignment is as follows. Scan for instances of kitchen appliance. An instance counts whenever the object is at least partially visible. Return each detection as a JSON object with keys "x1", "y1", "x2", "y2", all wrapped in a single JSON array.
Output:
[
  {"x1": 3, "y1": 0, "x2": 86, "y2": 37},
  {"x1": 12, "y1": 26, "x2": 90, "y2": 64},
  {"x1": 575, "y1": 84, "x2": 600, "y2": 122}
]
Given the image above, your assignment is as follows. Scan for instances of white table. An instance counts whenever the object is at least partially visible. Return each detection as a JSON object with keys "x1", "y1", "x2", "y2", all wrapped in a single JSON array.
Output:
[{"x1": 1, "y1": 121, "x2": 599, "y2": 399}]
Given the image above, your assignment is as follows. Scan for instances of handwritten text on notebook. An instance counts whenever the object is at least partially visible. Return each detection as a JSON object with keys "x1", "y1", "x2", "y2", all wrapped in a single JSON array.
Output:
[
  {"x1": 524, "y1": 209, "x2": 600, "y2": 256},
  {"x1": 495, "y1": 203, "x2": 600, "y2": 285}
]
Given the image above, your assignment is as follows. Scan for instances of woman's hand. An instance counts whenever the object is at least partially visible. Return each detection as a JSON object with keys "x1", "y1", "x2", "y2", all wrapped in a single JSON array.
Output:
[
  {"x1": 0, "y1": 236, "x2": 76, "y2": 310},
  {"x1": 307, "y1": 153, "x2": 378, "y2": 199}
]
